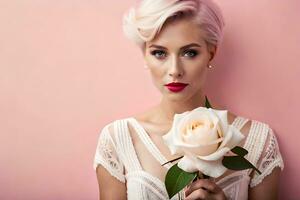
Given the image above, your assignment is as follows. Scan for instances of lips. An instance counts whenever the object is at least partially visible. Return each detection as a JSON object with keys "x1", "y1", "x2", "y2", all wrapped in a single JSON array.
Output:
[
  {"x1": 165, "y1": 82, "x2": 188, "y2": 92},
  {"x1": 165, "y1": 82, "x2": 188, "y2": 87}
]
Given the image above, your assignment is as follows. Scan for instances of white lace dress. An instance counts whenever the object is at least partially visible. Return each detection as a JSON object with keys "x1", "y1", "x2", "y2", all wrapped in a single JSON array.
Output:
[{"x1": 93, "y1": 116, "x2": 284, "y2": 200}]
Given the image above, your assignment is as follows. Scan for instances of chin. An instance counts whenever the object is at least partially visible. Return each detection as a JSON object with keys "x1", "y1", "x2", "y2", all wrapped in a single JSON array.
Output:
[{"x1": 163, "y1": 91, "x2": 191, "y2": 102}]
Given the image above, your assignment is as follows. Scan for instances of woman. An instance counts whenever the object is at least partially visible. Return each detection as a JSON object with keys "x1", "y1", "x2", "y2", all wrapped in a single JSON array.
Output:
[{"x1": 93, "y1": 0, "x2": 284, "y2": 199}]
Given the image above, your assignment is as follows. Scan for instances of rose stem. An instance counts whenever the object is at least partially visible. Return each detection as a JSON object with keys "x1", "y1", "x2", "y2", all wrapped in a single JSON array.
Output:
[{"x1": 161, "y1": 156, "x2": 184, "y2": 166}]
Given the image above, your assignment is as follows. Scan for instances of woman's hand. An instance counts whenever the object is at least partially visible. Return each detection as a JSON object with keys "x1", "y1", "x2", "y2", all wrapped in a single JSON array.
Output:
[{"x1": 184, "y1": 178, "x2": 227, "y2": 200}]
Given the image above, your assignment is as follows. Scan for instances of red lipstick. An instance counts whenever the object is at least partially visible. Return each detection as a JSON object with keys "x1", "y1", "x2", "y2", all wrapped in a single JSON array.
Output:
[{"x1": 165, "y1": 82, "x2": 188, "y2": 92}]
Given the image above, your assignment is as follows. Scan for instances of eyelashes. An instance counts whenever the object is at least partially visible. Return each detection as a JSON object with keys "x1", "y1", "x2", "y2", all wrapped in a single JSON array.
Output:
[
  {"x1": 150, "y1": 50, "x2": 167, "y2": 59},
  {"x1": 150, "y1": 49, "x2": 199, "y2": 59},
  {"x1": 184, "y1": 50, "x2": 198, "y2": 58}
]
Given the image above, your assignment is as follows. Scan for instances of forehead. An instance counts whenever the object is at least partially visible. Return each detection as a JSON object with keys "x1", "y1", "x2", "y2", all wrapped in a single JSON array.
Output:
[{"x1": 146, "y1": 17, "x2": 207, "y2": 49}]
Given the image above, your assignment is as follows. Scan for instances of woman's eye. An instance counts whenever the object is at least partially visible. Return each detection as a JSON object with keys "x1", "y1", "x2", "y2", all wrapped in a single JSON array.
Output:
[
  {"x1": 183, "y1": 50, "x2": 198, "y2": 58},
  {"x1": 150, "y1": 50, "x2": 167, "y2": 59},
  {"x1": 150, "y1": 49, "x2": 198, "y2": 59}
]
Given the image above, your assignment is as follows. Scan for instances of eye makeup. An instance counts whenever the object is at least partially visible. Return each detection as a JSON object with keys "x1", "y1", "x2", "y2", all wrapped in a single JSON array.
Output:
[
  {"x1": 150, "y1": 50, "x2": 167, "y2": 59},
  {"x1": 182, "y1": 49, "x2": 198, "y2": 58},
  {"x1": 150, "y1": 49, "x2": 199, "y2": 59}
]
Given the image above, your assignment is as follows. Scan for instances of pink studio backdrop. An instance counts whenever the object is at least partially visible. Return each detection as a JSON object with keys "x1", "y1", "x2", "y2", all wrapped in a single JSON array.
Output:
[{"x1": 0, "y1": 0, "x2": 299, "y2": 199}]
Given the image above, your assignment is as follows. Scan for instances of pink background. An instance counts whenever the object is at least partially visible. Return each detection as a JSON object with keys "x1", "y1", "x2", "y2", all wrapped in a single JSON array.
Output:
[{"x1": 0, "y1": 0, "x2": 299, "y2": 199}]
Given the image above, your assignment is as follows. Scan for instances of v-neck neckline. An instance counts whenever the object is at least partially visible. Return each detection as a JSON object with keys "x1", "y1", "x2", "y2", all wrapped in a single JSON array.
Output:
[
  {"x1": 128, "y1": 115, "x2": 241, "y2": 170},
  {"x1": 128, "y1": 117, "x2": 173, "y2": 169}
]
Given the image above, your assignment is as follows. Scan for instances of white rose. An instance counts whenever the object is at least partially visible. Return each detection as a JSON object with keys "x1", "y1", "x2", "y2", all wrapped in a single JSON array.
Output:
[{"x1": 162, "y1": 107, "x2": 245, "y2": 178}]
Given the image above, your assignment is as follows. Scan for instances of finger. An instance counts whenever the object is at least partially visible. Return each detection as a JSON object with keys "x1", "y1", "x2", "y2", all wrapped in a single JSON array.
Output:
[
  {"x1": 185, "y1": 188, "x2": 209, "y2": 200},
  {"x1": 185, "y1": 179, "x2": 218, "y2": 196}
]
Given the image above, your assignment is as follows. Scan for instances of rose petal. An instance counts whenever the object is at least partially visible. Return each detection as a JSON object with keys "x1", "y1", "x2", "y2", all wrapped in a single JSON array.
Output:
[
  {"x1": 176, "y1": 137, "x2": 224, "y2": 151},
  {"x1": 173, "y1": 113, "x2": 212, "y2": 147},
  {"x1": 223, "y1": 125, "x2": 245, "y2": 149},
  {"x1": 177, "y1": 155, "x2": 199, "y2": 173},
  {"x1": 194, "y1": 158, "x2": 227, "y2": 178},
  {"x1": 185, "y1": 124, "x2": 218, "y2": 145},
  {"x1": 192, "y1": 106, "x2": 208, "y2": 113},
  {"x1": 182, "y1": 139, "x2": 222, "y2": 156},
  {"x1": 184, "y1": 108, "x2": 211, "y2": 126},
  {"x1": 173, "y1": 112, "x2": 193, "y2": 145},
  {"x1": 162, "y1": 130, "x2": 178, "y2": 155},
  {"x1": 204, "y1": 111, "x2": 225, "y2": 139},
  {"x1": 210, "y1": 109, "x2": 229, "y2": 134},
  {"x1": 162, "y1": 113, "x2": 188, "y2": 155},
  {"x1": 218, "y1": 128, "x2": 233, "y2": 149},
  {"x1": 197, "y1": 147, "x2": 231, "y2": 161},
  {"x1": 178, "y1": 154, "x2": 227, "y2": 178}
]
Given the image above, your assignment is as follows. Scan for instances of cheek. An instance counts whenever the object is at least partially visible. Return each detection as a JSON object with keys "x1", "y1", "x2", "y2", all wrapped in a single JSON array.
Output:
[
  {"x1": 149, "y1": 68, "x2": 164, "y2": 85},
  {"x1": 147, "y1": 61, "x2": 165, "y2": 78},
  {"x1": 188, "y1": 64, "x2": 207, "y2": 83},
  {"x1": 145, "y1": 52, "x2": 164, "y2": 67}
]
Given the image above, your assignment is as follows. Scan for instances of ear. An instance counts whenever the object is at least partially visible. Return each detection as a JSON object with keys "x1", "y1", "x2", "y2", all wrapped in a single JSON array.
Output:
[
  {"x1": 208, "y1": 45, "x2": 217, "y2": 61},
  {"x1": 142, "y1": 42, "x2": 147, "y2": 57}
]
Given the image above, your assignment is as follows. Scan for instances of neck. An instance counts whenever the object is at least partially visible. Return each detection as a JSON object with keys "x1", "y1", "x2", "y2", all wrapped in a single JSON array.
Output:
[{"x1": 156, "y1": 91, "x2": 207, "y2": 123}]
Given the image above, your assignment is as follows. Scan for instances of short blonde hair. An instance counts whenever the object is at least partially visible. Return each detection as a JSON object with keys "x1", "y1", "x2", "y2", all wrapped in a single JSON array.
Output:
[{"x1": 122, "y1": 0, "x2": 225, "y2": 50}]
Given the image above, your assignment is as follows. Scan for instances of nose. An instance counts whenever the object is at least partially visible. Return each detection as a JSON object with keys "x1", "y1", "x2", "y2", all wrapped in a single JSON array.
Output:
[{"x1": 168, "y1": 55, "x2": 184, "y2": 78}]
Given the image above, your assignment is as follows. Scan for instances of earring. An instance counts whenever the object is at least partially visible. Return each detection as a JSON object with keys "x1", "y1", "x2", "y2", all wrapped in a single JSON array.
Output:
[{"x1": 208, "y1": 64, "x2": 213, "y2": 69}]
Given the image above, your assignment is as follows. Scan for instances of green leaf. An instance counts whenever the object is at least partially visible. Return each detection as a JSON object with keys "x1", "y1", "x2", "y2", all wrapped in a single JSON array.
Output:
[
  {"x1": 205, "y1": 95, "x2": 213, "y2": 108},
  {"x1": 222, "y1": 156, "x2": 262, "y2": 175},
  {"x1": 165, "y1": 163, "x2": 197, "y2": 199},
  {"x1": 231, "y1": 146, "x2": 248, "y2": 157}
]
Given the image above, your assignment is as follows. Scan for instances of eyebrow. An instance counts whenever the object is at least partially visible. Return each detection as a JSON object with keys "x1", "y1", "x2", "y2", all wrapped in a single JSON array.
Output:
[{"x1": 148, "y1": 43, "x2": 201, "y2": 50}]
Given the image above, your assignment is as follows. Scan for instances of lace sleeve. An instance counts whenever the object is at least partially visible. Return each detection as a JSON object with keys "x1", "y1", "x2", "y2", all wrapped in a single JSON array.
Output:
[
  {"x1": 93, "y1": 123, "x2": 126, "y2": 183},
  {"x1": 250, "y1": 127, "x2": 284, "y2": 187}
]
